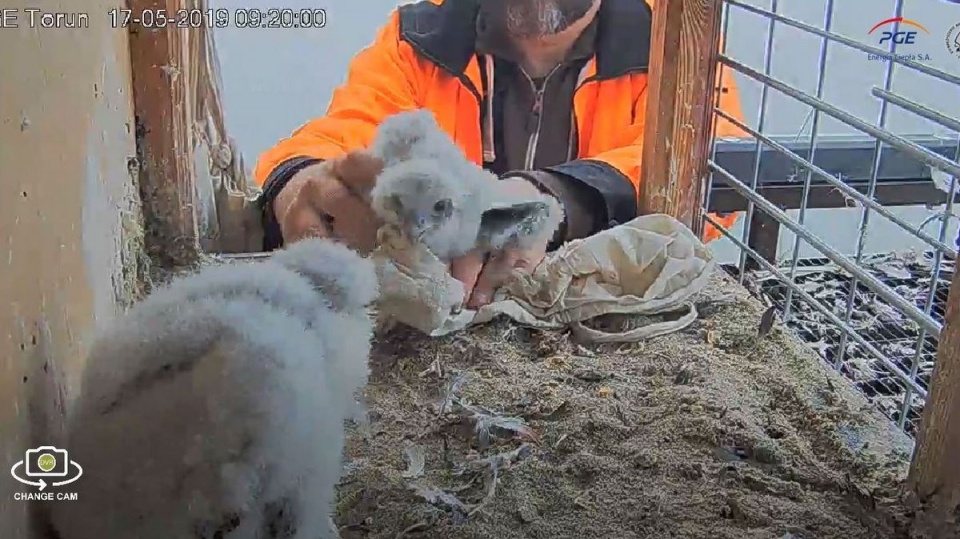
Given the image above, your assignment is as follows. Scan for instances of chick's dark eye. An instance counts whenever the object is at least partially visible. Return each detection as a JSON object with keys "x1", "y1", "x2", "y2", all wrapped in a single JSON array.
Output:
[{"x1": 433, "y1": 199, "x2": 451, "y2": 213}]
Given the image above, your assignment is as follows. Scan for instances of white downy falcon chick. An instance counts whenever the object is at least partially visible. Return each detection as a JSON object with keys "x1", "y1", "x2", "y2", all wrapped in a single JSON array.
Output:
[
  {"x1": 50, "y1": 238, "x2": 378, "y2": 539},
  {"x1": 368, "y1": 109, "x2": 564, "y2": 261}
]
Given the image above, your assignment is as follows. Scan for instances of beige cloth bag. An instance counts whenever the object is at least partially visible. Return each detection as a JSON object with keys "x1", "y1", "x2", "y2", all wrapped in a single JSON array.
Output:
[{"x1": 372, "y1": 214, "x2": 716, "y2": 343}]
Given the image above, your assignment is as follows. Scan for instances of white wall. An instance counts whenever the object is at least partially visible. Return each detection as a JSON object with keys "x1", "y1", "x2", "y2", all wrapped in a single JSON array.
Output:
[
  {"x1": 209, "y1": 0, "x2": 400, "y2": 172},
  {"x1": 730, "y1": 0, "x2": 960, "y2": 138},
  {"x1": 211, "y1": 0, "x2": 960, "y2": 261}
]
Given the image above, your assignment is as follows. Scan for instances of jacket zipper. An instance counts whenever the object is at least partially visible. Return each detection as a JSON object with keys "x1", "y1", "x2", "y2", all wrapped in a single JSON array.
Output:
[{"x1": 521, "y1": 64, "x2": 562, "y2": 170}]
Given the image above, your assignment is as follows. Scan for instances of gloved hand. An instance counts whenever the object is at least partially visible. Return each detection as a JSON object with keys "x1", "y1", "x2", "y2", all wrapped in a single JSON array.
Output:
[
  {"x1": 450, "y1": 175, "x2": 555, "y2": 309},
  {"x1": 272, "y1": 151, "x2": 385, "y2": 253}
]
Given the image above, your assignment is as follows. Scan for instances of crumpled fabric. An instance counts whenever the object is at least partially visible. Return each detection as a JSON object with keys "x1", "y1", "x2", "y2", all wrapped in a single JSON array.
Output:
[{"x1": 371, "y1": 214, "x2": 716, "y2": 343}]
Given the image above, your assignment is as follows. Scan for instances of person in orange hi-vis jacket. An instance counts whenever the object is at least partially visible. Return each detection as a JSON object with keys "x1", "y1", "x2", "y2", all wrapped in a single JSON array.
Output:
[{"x1": 253, "y1": 0, "x2": 746, "y2": 309}]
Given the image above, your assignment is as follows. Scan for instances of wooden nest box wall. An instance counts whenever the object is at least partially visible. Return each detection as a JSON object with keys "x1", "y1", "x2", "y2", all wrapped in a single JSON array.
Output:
[
  {"x1": 0, "y1": 0, "x2": 257, "y2": 536},
  {"x1": 127, "y1": 0, "x2": 263, "y2": 265}
]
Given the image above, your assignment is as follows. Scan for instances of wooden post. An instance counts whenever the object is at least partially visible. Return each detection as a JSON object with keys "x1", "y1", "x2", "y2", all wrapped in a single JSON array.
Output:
[
  {"x1": 909, "y1": 264, "x2": 960, "y2": 531},
  {"x1": 127, "y1": 0, "x2": 201, "y2": 266},
  {"x1": 639, "y1": 0, "x2": 725, "y2": 237}
]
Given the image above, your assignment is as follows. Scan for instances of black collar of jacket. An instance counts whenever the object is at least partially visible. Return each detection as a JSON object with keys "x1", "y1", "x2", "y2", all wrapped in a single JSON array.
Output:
[{"x1": 398, "y1": 0, "x2": 652, "y2": 82}]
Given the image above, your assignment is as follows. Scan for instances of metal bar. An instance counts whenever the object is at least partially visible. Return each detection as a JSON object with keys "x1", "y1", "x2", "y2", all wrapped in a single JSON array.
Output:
[
  {"x1": 215, "y1": 252, "x2": 272, "y2": 261},
  {"x1": 719, "y1": 56, "x2": 960, "y2": 180},
  {"x1": 837, "y1": 0, "x2": 906, "y2": 370},
  {"x1": 712, "y1": 135, "x2": 957, "y2": 186},
  {"x1": 709, "y1": 160, "x2": 943, "y2": 338},
  {"x1": 737, "y1": 0, "x2": 779, "y2": 280},
  {"x1": 708, "y1": 181, "x2": 956, "y2": 212},
  {"x1": 723, "y1": 0, "x2": 960, "y2": 87},
  {"x1": 872, "y1": 88, "x2": 960, "y2": 135},
  {"x1": 703, "y1": 213, "x2": 929, "y2": 397},
  {"x1": 783, "y1": 0, "x2": 834, "y2": 322},
  {"x1": 713, "y1": 109, "x2": 959, "y2": 258}
]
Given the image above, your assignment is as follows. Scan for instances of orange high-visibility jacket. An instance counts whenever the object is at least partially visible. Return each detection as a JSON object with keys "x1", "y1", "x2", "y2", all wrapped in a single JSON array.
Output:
[{"x1": 254, "y1": 0, "x2": 746, "y2": 243}]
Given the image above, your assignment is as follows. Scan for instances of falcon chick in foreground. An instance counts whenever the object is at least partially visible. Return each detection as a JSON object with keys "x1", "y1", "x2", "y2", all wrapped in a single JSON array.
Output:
[{"x1": 50, "y1": 238, "x2": 378, "y2": 539}]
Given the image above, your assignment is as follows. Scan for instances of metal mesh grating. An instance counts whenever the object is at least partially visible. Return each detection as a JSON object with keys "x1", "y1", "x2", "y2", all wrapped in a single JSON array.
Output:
[{"x1": 704, "y1": 0, "x2": 960, "y2": 437}]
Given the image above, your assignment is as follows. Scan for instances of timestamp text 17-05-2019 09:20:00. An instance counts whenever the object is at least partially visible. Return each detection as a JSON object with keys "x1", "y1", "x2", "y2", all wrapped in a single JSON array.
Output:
[{"x1": 107, "y1": 8, "x2": 326, "y2": 29}]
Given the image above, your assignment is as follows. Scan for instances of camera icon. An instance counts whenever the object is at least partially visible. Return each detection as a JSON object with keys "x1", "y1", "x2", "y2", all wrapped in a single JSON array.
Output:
[{"x1": 24, "y1": 446, "x2": 69, "y2": 478}]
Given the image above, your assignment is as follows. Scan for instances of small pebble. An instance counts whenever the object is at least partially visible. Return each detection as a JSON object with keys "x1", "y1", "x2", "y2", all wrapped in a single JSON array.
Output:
[
  {"x1": 753, "y1": 442, "x2": 782, "y2": 465},
  {"x1": 517, "y1": 505, "x2": 539, "y2": 523}
]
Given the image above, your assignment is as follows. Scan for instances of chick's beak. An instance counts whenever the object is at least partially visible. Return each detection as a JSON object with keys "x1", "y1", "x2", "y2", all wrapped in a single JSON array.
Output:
[{"x1": 407, "y1": 212, "x2": 430, "y2": 241}]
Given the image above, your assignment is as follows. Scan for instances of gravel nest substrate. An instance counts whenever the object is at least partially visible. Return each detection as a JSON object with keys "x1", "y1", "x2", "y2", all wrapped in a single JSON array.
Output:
[{"x1": 333, "y1": 270, "x2": 923, "y2": 539}]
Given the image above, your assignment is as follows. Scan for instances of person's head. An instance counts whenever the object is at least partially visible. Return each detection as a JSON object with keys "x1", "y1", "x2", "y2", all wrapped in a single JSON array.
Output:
[{"x1": 479, "y1": 0, "x2": 600, "y2": 40}]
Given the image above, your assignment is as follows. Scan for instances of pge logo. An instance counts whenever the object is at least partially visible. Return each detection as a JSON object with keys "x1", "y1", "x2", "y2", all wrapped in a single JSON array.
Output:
[
  {"x1": 10, "y1": 446, "x2": 83, "y2": 491},
  {"x1": 868, "y1": 17, "x2": 930, "y2": 45}
]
